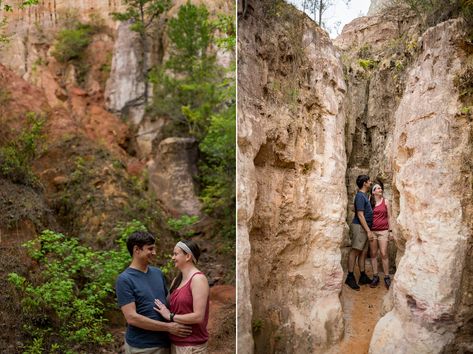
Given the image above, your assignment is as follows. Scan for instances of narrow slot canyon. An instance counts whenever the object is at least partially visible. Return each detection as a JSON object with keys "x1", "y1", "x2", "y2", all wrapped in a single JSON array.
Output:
[{"x1": 237, "y1": 0, "x2": 473, "y2": 353}]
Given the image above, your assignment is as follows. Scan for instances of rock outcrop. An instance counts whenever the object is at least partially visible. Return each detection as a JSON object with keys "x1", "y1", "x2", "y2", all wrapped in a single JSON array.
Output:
[
  {"x1": 238, "y1": 1, "x2": 347, "y2": 352},
  {"x1": 369, "y1": 18, "x2": 473, "y2": 353},
  {"x1": 367, "y1": 0, "x2": 392, "y2": 16},
  {"x1": 104, "y1": 21, "x2": 145, "y2": 125},
  {"x1": 148, "y1": 137, "x2": 202, "y2": 217}
]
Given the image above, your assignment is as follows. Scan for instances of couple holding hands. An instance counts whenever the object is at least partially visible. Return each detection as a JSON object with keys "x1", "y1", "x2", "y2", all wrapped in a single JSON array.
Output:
[
  {"x1": 346, "y1": 175, "x2": 394, "y2": 291},
  {"x1": 116, "y1": 232, "x2": 209, "y2": 354}
]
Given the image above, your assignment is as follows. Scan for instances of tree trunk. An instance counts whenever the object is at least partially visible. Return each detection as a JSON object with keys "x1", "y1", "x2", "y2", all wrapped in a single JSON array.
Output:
[
  {"x1": 312, "y1": 0, "x2": 317, "y2": 22},
  {"x1": 318, "y1": 0, "x2": 323, "y2": 26}
]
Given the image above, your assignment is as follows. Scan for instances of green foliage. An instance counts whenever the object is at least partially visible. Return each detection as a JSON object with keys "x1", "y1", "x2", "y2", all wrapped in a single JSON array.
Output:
[
  {"x1": 198, "y1": 103, "x2": 236, "y2": 221},
  {"x1": 52, "y1": 23, "x2": 94, "y2": 63},
  {"x1": 167, "y1": 214, "x2": 199, "y2": 237},
  {"x1": 0, "y1": 112, "x2": 45, "y2": 187},
  {"x1": 213, "y1": 14, "x2": 236, "y2": 51},
  {"x1": 358, "y1": 58, "x2": 376, "y2": 70},
  {"x1": 0, "y1": 85, "x2": 11, "y2": 104},
  {"x1": 150, "y1": 3, "x2": 236, "y2": 237},
  {"x1": 23, "y1": 337, "x2": 44, "y2": 354},
  {"x1": 111, "y1": 0, "x2": 171, "y2": 35},
  {"x1": 150, "y1": 2, "x2": 221, "y2": 139},
  {"x1": 112, "y1": 0, "x2": 171, "y2": 103},
  {"x1": 0, "y1": 17, "x2": 9, "y2": 44},
  {"x1": 8, "y1": 221, "x2": 146, "y2": 352},
  {"x1": 252, "y1": 319, "x2": 264, "y2": 334},
  {"x1": 0, "y1": 0, "x2": 39, "y2": 12},
  {"x1": 455, "y1": 64, "x2": 473, "y2": 99}
]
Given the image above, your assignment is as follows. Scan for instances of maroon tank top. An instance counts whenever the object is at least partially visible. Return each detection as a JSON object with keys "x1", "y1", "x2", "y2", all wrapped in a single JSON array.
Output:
[
  {"x1": 169, "y1": 272, "x2": 209, "y2": 346},
  {"x1": 372, "y1": 198, "x2": 389, "y2": 231}
]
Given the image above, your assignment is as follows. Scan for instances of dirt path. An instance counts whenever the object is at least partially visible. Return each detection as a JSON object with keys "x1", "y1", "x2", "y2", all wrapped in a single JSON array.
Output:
[
  {"x1": 333, "y1": 270, "x2": 388, "y2": 354},
  {"x1": 208, "y1": 285, "x2": 236, "y2": 354}
]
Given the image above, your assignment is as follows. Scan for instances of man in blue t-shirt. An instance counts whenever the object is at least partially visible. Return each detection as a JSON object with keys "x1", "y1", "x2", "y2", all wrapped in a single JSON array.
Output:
[
  {"x1": 116, "y1": 231, "x2": 191, "y2": 353},
  {"x1": 345, "y1": 175, "x2": 374, "y2": 291}
]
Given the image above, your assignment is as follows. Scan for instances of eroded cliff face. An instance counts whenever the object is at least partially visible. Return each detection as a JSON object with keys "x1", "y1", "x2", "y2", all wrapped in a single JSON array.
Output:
[
  {"x1": 0, "y1": 0, "x2": 232, "y2": 218},
  {"x1": 238, "y1": 2, "x2": 347, "y2": 353},
  {"x1": 370, "y1": 18, "x2": 473, "y2": 353}
]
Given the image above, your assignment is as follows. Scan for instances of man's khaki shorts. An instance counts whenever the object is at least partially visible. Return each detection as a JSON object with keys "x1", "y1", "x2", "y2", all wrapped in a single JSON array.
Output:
[
  {"x1": 125, "y1": 342, "x2": 170, "y2": 354},
  {"x1": 350, "y1": 223, "x2": 368, "y2": 251}
]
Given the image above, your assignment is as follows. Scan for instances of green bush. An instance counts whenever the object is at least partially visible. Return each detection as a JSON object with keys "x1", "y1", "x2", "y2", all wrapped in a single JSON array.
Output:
[
  {"x1": 0, "y1": 112, "x2": 45, "y2": 187},
  {"x1": 150, "y1": 2, "x2": 236, "y2": 239},
  {"x1": 167, "y1": 215, "x2": 199, "y2": 237},
  {"x1": 8, "y1": 220, "x2": 147, "y2": 352},
  {"x1": 52, "y1": 23, "x2": 95, "y2": 63},
  {"x1": 358, "y1": 58, "x2": 376, "y2": 70},
  {"x1": 52, "y1": 27, "x2": 90, "y2": 62},
  {"x1": 455, "y1": 64, "x2": 473, "y2": 99}
]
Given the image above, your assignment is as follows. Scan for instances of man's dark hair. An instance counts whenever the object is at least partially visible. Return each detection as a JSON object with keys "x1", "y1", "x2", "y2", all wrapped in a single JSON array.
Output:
[
  {"x1": 126, "y1": 231, "x2": 155, "y2": 256},
  {"x1": 356, "y1": 175, "x2": 370, "y2": 189}
]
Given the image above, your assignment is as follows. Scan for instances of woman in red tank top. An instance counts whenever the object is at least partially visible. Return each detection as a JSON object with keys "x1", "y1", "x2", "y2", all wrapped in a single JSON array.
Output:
[
  {"x1": 369, "y1": 183, "x2": 394, "y2": 289},
  {"x1": 154, "y1": 240, "x2": 210, "y2": 353}
]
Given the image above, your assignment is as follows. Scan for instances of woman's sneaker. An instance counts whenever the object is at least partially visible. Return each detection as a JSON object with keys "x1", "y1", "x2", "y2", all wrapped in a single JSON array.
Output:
[
  {"x1": 370, "y1": 275, "x2": 380, "y2": 288},
  {"x1": 384, "y1": 276, "x2": 391, "y2": 289}
]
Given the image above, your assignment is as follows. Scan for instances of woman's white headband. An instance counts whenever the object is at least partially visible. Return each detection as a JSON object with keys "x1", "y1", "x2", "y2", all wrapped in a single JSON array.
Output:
[
  {"x1": 372, "y1": 184, "x2": 381, "y2": 193},
  {"x1": 176, "y1": 241, "x2": 197, "y2": 263}
]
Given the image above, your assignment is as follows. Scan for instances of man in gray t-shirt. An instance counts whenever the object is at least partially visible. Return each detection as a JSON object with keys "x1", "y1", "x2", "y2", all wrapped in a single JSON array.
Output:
[{"x1": 115, "y1": 231, "x2": 191, "y2": 353}]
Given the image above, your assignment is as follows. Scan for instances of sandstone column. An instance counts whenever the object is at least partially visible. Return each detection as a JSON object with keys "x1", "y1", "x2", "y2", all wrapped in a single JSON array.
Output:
[
  {"x1": 370, "y1": 19, "x2": 472, "y2": 353},
  {"x1": 238, "y1": 1, "x2": 348, "y2": 352}
]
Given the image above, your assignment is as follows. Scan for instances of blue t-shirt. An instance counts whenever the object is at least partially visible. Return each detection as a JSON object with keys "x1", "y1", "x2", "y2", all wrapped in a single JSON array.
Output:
[
  {"x1": 116, "y1": 266, "x2": 170, "y2": 349},
  {"x1": 352, "y1": 191, "x2": 373, "y2": 228}
]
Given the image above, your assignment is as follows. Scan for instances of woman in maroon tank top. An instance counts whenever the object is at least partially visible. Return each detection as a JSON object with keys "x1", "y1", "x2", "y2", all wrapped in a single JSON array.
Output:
[
  {"x1": 154, "y1": 240, "x2": 210, "y2": 354},
  {"x1": 369, "y1": 183, "x2": 394, "y2": 289}
]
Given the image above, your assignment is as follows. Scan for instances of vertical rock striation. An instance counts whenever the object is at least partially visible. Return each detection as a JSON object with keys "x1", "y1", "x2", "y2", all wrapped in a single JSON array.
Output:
[
  {"x1": 238, "y1": 1, "x2": 347, "y2": 352},
  {"x1": 104, "y1": 21, "x2": 146, "y2": 125},
  {"x1": 369, "y1": 18, "x2": 473, "y2": 353}
]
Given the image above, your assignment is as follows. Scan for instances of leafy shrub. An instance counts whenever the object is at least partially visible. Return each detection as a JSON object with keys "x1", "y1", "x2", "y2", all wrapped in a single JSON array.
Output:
[
  {"x1": 0, "y1": 112, "x2": 45, "y2": 187},
  {"x1": 52, "y1": 17, "x2": 102, "y2": 64},
  {"x1": 358, "y1": 58, "x2": 376, "y2": 70},
  {"x1": 455, "y1": 64, "x2": 473, "y2": 99},
  {"x1": 167, "y1": 215, "x2": 199, "y2": 237},
  {"x1": 150, "y1": 3, "x2": 236, "y2": 239},
  {"x1": 52, "y1": 24, "x2": 92, "y2": 62},
  {"x1": 7, "y1": 220, "x2": 147, "y2": 352}
]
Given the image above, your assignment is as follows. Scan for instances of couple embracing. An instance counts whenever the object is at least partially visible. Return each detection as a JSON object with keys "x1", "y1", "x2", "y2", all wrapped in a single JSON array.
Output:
[
  {"x1": 345, "y1": 175, "x2": 394, "y2": 291},
  {"x1": 116, "y1": 231, "x2": 209, "y2": 354}
]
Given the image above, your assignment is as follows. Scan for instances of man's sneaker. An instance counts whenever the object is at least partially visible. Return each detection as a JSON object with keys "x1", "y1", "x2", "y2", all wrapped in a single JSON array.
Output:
[
  {"x1": 384, "y1": 276, "x2": 391, "y2": 289},
  {"x1": 345, "y1": 274, "x2": 360, "y2": 291},
  {"x1": 358, "y1": 272, "x2": 372, "y2": 285},
  {"x1": 370, "y1": 275, "x2": 380, "y2": 288}
]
